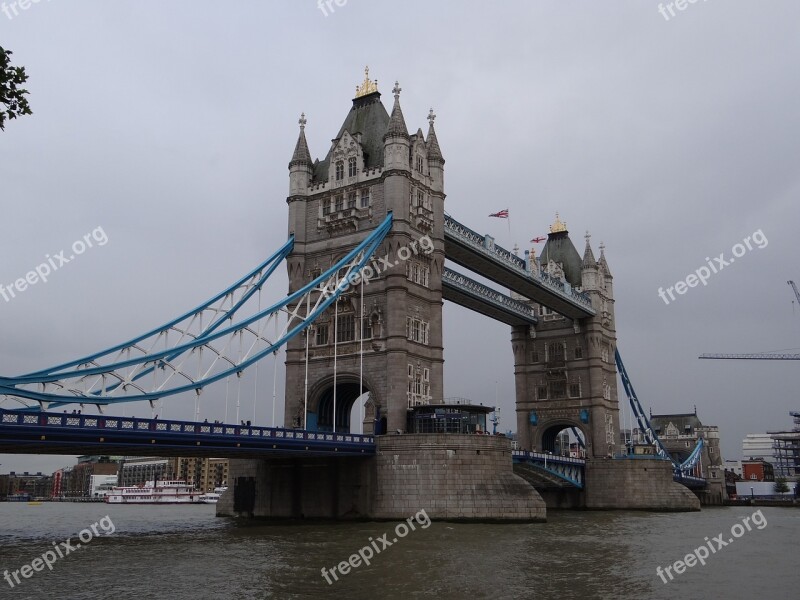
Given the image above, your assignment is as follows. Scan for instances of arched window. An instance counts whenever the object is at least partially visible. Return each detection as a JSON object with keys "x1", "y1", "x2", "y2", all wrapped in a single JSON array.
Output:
[
  {"x1": 348, "y1": 157, "x2": 357, "y2": 177},
  {"x1": 335, "y1": 161, "x2": 344, "y2": 181}
]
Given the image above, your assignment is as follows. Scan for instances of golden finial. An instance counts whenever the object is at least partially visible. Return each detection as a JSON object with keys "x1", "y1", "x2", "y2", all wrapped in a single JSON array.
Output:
[
  {"x1": 550, "y1": 212, "x2": 567, "y2": 233},
  {"x1": 355, "y1": 65, "x2": 379, "y2": 98}
]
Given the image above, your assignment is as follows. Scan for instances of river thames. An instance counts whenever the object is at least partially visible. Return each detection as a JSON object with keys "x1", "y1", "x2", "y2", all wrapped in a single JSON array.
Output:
[{"x1": 0, "y1": 503, "x2": 797, "y2": 599}]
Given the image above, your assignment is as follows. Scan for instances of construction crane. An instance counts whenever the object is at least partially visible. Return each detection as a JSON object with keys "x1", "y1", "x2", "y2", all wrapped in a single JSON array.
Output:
[
  {"x1": 699, "y1": 353, "x2": 800, "y2": 360},
  {"x1": 700, "y1": 281, "x2": 800, "y2": 360},
  {"x1": 790, "y1": 280, "x2": 800, "y2": 313}
]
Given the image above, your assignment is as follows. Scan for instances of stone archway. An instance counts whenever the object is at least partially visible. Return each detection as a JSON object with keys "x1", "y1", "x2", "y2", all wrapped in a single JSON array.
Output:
[
  {"x1": 307, "y1": 373, "x2": 379, "y2": 434},
  {"x1": 538, "y1": 421, "x2": 588, "y2": 458}
]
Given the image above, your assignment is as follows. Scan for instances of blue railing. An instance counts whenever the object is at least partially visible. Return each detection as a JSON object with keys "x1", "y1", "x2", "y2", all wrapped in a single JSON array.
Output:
[
  {"x1": 512, "y1": 449, "x2": 585, "y2": 488},
  {"x1": 0, "y1": 408, "x2": 374, "y2": 449}
]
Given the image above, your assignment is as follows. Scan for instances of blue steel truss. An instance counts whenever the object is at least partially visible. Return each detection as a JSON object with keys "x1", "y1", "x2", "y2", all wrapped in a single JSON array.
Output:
[
  {"x1": 615, "y1": 348, "x2": 705, "y2": 478},
  {"x1": 512, "y1": 449, "x2": 585, "y2": 488},
  {"x1": 0, "y1": 214, "x2": 393, "y2": 410}
]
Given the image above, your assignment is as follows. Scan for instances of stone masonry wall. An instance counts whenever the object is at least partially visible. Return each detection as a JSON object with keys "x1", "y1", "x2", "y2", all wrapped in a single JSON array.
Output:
[
  {"x1": 372, "y1": 434, "x2": 546, "y2": 521},
  {"x1": 584, "y1": 458, "x2": 700, "y2": 511}
]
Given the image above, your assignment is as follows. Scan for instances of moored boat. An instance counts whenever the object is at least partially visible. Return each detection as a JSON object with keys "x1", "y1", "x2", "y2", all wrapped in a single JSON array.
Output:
[{"x1": 105, "y1": 480, "x2": 200, "y2": 504}]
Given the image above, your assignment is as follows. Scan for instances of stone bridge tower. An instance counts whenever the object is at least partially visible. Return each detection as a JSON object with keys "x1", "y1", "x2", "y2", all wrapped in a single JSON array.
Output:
[
  {"x1": 283, "y1": 70, "x2": 446, "y2": 435},
  {"x1": 512, "y1": 215, "x2": 621, "y2": 458}
]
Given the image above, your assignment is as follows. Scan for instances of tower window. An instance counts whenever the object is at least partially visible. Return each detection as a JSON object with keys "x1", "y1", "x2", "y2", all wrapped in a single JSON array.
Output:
[
  {"x1": 335, "y1": 161, "x2": 344, "y2": 181},
  {"x1": 536, "y1": 386, "x2": 547, "y2": 400},
  {"x1": 334, "y1": 195, "x2": 343, "y2": 212},
  {"x1": 407, "y1": 363, "x2": 431, "y2": 406},
  {"x1": 406, "y1": 316, "x2": 429, "y2": 345},
  {"x1": 336, "y1": 313, "x2": 355, "y2": 343},
  {"x1": 348, "y1": 157, "x2": 357, "y2": 177},
  {"x1": 314, "y1": 325, "x2": 329, "y2": 346},
  {"x1": 361, "y1": 315, "x2": 372, "y2": 340},
  {"x1": 574, "y1": 346, "x2": 583, "y2": 359},
  {"x1": 406, "y1": 261, "x2": 430, "y2": 288},
  {"x1": 360, "y1": 188, "x2": 370, "y2": 208},
  {"x1": 322, "y1": 200, "x2": 331, "y2": 216},
  {"x1": 569, "y1": 383, "x2": 581, "y2": 398},
  {"x1": 416, "y1": 155, "x2": 424, "y2": 173},
  {"x1": 347, "y1": 192, "x2": 356, "y2": 209}
]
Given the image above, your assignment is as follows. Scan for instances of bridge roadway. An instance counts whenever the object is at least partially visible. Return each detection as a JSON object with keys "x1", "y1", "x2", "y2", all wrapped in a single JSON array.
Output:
[
  {"x1": 511, "y1": 450, "x2": 706, "y2": 490},
  {"x1": 0, "y1": 408, "x2": 374, "y2": 458},
  {"x1": 444, "y1": 214, "x2": 595, "y2": 319}
]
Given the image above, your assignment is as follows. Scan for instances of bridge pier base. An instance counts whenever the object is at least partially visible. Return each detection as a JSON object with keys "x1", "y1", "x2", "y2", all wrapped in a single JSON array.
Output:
[
  {"x1": 217, "y1": 456, "x2": 374, "y2": 519},
  {"x1": 584, "y1": 458, "x2": 700, "y2": 511},
  {"x1": 372, "y1": 434, "x2": 546, "y2": 522},
  {"x1": 218, "y1": 434, "x2": 547, "y2": 521}
]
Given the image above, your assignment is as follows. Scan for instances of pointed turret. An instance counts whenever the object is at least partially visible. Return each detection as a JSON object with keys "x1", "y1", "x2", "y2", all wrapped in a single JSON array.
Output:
[
  {"x1": 384, "y1": 81, "x2": 409, "y2": 139},
  {"x1": 426, "y1": 108, "x2": 445, "y2": 192},
  {"x1": 289, "y1": 112, "x2": 312, "y2": 168},
  {"x1": 384, "y1": 82, "x2": 410, "y2": 171},
  {"x1": 426, "y1": 108, "x2": 444, "y2": 162},
  {"x1": 581, "y1": 231, "x2": 599, "y2": 291},
  {"x1": 582, "y1": 230, "x2": 596, "y2": 268},
  {"x1": 598, "y1": 242, "x2": 612, "y2": 278},
  {"x1": 288, "y1": 113, "x2": 313, "y2": 198}
]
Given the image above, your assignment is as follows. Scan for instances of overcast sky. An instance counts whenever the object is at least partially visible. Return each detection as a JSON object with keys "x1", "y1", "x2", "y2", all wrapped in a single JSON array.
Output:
[{"x1": 2, "y1": 1, "x2": 799, "y2": 474}]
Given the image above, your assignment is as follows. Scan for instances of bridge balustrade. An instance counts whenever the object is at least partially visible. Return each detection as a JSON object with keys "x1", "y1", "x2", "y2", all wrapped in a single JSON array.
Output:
[
  {"x1": 443, "y1": 215, "x2": 593, "y2": 312},
  {"x1": 441, "y1": 268, "x2": 538, "y2": 323},
  {"x1": 0, "y1": 409, "x2": 374, "y2": 446},
  {"x1": 512, "y1": 449, "x2": 585, "y2": 488}
]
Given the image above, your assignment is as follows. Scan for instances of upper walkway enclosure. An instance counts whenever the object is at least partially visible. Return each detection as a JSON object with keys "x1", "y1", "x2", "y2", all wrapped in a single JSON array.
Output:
[{"x1": 443, "y1": 214, "x2": 595, "y2": 319}]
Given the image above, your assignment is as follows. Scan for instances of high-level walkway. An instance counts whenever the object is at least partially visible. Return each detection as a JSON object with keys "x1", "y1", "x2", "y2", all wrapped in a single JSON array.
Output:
[
  {"x1": 442, "y1": 268, "x2": 538, "y2": 326},
  {"x1": 444, "y1": 215, "x2": 595, "y2": 319}
]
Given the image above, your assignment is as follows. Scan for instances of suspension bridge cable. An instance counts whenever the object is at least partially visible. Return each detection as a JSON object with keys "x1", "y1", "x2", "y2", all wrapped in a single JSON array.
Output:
[
  {"x1": 333, "y1": 297, "x2": 339, "y2": 434},
  {"x1": 303, "y1": 294, "x2": 310, "y2": 430}
]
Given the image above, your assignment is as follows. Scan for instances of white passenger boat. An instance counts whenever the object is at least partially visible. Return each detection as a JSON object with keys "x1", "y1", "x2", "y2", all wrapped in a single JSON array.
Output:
[
  {"x1": 197, "y1": 486, "x2": 228, "y2": 504},
  {"x1": 105, "y1": 480, "x2": 200, "y2": 504}
]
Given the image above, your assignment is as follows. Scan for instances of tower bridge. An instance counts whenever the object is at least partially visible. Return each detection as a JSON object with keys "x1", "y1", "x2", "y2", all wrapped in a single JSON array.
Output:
[{"x1": 0, "y1": 70, "x2": 708, "y2": 519}]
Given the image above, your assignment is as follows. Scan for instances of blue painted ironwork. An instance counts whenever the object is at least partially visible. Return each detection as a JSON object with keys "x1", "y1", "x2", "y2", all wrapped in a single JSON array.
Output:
[
  {"x1": 0, "y1": 408, "x2": 375, "y2": 457},
  {"x1": 443, "y1": 214, "x2": 594, "y2": 314},
  {"x1": 0, "y1": 214, "x2": 394, "y2": 409},
  {"x1": 615, "y1": 348, "x2": 706, "y2": 482},
  {"x1": 442, "y1": 267, "x2": 538, "y2": 325},
  {"x1": 512, "y1": 449, "x2": 585, "y2": 488}
]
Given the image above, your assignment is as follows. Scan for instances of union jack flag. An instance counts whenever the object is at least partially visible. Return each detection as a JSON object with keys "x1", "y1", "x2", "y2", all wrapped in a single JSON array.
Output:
[{"x1": 488, "y1": 209, "x2": 509, "y2": 218}]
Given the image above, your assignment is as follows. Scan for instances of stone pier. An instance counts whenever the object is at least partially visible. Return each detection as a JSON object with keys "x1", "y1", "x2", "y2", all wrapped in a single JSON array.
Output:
[
  {"x1": 584, "y1": 458, "x2": 700, "y2": 511},
  {"x1": 218, "y1": 434, "x2": 546, "y2": 521}
]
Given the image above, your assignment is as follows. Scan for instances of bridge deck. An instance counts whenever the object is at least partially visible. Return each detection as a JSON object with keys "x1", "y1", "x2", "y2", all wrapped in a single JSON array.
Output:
[
  {"x1": 0, "y1": 409, "x2": 375, "y2": 458},
  {"x1": 444, "y1": 215, "x2": 595, "y2": 319},
  {"x1": 442, "y1": 268, "x2": 538, "y2": 326}
]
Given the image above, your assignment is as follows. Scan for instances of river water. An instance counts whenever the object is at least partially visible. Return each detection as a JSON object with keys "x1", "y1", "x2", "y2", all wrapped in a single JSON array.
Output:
[{"x1": 0, "y1": 503, "x2": 797, "y2": 599}]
